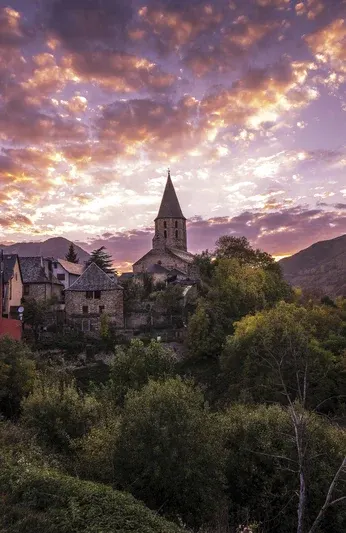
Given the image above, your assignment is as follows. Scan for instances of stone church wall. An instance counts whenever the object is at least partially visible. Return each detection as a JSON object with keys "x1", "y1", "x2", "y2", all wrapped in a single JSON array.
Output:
[{"x1": 133, "y1": 250, "x2": 189, "y2": 275}]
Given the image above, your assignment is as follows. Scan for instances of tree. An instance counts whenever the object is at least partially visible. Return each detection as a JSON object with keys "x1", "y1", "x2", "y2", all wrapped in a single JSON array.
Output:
[
  {"x1": 23, "y1": 298, "x2": 50, "y2": 343},
  {"x1": 65, "y1": 242, "x2": 79, "y2": 263},
  {"x1": 220, "y1": 404, "x2": 346, "y2": 533},
  {"x1": 215, "y1": 235, "x2": 281, "y2": 273},
  {"x1": 107, "y1": 339, "x2": 176, "y2": 405},
  {"x1": 85, "y1": 246, "x2": 116, "y2": 273},
  {"x1": 220, "y1": 302, "x2": 344, "y2": 412},
  {"x1": 21, "y1": 374, "x2": 100, "y2": 454},
  {"x1": 0, "y1": 337, "x2": 35, "y2": 419},
  {"x1": 115, "y1": 378, "x2": 225, "y2": 527}
]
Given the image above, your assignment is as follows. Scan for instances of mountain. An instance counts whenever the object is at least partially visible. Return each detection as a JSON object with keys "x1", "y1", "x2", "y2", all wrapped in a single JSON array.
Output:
[
  {"x1": 0, "y1": 237, "x2": 90, "y2": 264},
  {"x1": 279, "y1": 234, "x2": 346, "y2": 297}
]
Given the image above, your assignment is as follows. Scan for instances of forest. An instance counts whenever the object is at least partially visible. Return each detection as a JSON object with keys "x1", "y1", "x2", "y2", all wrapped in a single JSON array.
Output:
[{"x1": 1, "y1": 236, "x2": 345, "y2": 533}]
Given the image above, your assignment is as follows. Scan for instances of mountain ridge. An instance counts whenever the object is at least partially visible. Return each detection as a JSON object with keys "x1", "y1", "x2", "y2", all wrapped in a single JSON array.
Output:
[
  {"x1": 0, "y1": 237, "x2": 90, "y2": 263},
  {"x1": 279, "y1": 233, "x2": 346, "y2": 297}
]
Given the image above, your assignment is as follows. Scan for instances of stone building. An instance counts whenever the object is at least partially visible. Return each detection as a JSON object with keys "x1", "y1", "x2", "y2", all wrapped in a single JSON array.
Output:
[
  {"x1": 2, "y1": 254, "x2": 23, "y2": 318},
  {"x1": 19, "y1": 257, "x2": 64, "y2": 302},
  {"x1": 65, "y1": 262, "x2": 124, "y2": 332},
  {"x1": 133, "y1": 171, "x2": 197, "y2": 278}
]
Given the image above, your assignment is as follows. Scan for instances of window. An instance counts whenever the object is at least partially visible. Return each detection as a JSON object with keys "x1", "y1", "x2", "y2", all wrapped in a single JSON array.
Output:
[
  {"x1": 164, "y1": 230, "x2": 167, "y2": 238},
  {"x1": 164, "y1": 221, "x2": 167, "y2": 228},
  {"x1": 175, "y1": 220, "x2": 178, "y2": 228},
  {"x1": 57, "y1": 273, "x2": 65, "y2": 281},
  {"x1": 175, "y1": 230, "x2": 178, "y2": 238},
  {"x1": 86, "y1": 291, "x2": 93, "y2": 299},
  {"x1": 53, "y1": 262, "x2": 58, "y2": 269},
  {"x1": 94, "y1": 290, "x2": 101, "y2": 299},
  {"x1": 24, "y1": 285, "x2": 30, "y2": 296},
  {"x1": 82, "y1": 305, "x2": 89, "y2": 314},
  {"x1": 99, "y1": 305, "x2": 105, "y2": 314}
]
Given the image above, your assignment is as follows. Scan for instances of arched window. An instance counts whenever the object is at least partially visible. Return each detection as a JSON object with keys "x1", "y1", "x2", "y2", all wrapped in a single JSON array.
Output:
[
  {"x1": 175, "y1": 220, "x2": 178, "y2": 228},
  {"x1": 164, "y1": 230, "x2": 167, "y2": 238},
  {"x1": 175, "y1": 230, "x2": 178, "y2": 238},
  {"x1": 164, "y1": 221, "x2": 167, "y2": 228}
]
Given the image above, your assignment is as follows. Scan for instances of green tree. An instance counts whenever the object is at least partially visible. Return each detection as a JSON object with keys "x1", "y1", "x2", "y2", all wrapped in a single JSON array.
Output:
[
  {"x1": 86, "y1": 246, "x2": 116, "y2": 274},
  {"x1": 107, "y1": 339, "x2": 176, "y2": 405},
  {"x1": 21, "y1": 374, "x2": 100, "y2": 454},
  {"x1": 65, "y1": 242, "x2": 79, "y2": 263},
  {"x1": 22, "y1": 298, "x2": 51, "y2": 343},
  {"x1": 115, "y1": 378, "x2": 225, "y2": 527},
  {"x1": 220, "y1": 404, "x2": 346, "y2": 533},
  {"x1": 220, "y1": 302, "x2": 344, "y2": 412},
  {"x1": 215, "y1": 235, "x2": 281, "y2": 272},
  {"x1": 0, "y1": 337, "x2": 35, "y2": 419}
]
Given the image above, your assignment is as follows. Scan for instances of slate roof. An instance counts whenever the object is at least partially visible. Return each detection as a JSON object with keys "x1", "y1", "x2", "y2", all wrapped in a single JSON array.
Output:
[
  {"x1": 19, "y1": 257, "x2": 63, "y2": 285},
  {"x1": 66, "y1": 262, "x2": 123, "y2": 291},
  {"x1": 147, "y1": 263, "x2": 170, "y2": 274},
  {"x1": 155, "y1": 171, "x2": 185, "y2": 220},
  {"x1": 168, "y1": 247, "x2": 195, "y2": 264},
  {"x1": 2, "y1": 254, "x2": 19, "y2": 284},
  {"x1": 57, "y1": 258, "x2": 84, "y2": 276}
]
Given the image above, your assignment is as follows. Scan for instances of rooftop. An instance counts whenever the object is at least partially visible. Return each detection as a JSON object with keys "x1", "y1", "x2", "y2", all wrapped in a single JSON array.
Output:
[
  {"x1": 57, "y1": 258, "x2": 84, "y2": 276},
  {"x1": 19, "y1": 257, "x2": 63, "y2": 285},
  {"x1": 66, "y1": 262, "x2": 123, "y2": 291},
  {"x1": 155, "y1": 171, "x2": 185, "y2": 220}
]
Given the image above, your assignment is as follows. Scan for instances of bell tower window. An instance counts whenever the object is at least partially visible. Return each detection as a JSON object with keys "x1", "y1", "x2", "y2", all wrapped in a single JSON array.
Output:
[
  {"x1": 164, "y1": 230, "x2": 167, "y2": 238},
  {"x1": 164, "y1": 221, "x2": 167, "y2": 228},
  {"x1": 175, "y1": 230, "x2": 178, "y2": 238},
  {"x1": 175, "y1": 221, "x2": 178, "y2": 228}
]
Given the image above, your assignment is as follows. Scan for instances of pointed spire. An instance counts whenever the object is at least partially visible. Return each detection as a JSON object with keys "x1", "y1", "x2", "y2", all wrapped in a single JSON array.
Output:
[{"x1": 155, "y1": 170, "x2": 185, "y2": 219}]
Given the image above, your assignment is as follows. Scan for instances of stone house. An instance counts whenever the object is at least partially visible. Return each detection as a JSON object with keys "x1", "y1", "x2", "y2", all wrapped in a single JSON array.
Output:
[
  {"x1": 133, "y1": 171, "x2": 198, "y2": 279},
  {"x1": 65, "y1": 262, "x2": 124, "y2": 332},
  {"x1": 19, "y1": 257, "x2": 64, "y2": 302},
  {"x1": 51, "y1": 258, "x2": 84, "y2": 290},
  {"x1": 2, "y1": 254, "x2": 23, "y2": 318}
]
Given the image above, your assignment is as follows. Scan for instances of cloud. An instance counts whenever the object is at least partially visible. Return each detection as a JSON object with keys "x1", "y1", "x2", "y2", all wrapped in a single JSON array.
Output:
[
  {"x1": 306, "y1": 18, "x2": 346, "y2": 73},
  {"x1": 0, "y1": 6, "x2": 31, "y2": 48}
]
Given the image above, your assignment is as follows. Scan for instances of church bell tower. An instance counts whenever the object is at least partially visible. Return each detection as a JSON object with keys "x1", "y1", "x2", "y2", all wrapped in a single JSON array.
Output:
[{"x1": 152, "y1": 170, "x2": 187, "y2": 251}]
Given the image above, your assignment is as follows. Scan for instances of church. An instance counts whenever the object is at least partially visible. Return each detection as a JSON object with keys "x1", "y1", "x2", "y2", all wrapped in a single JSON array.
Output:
[{"x1": 132, "y1": 171, "x2": 197, "y2": 279}]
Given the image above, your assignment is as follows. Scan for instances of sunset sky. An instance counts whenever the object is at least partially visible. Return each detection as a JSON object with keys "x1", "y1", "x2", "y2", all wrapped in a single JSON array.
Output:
[{"x1": 0, "y1": 0, "x2": 346, "y2": 271}]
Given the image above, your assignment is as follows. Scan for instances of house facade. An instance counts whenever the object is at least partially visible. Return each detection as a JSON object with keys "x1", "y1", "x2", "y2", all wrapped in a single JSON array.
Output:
[
  {"x1": 133, "y1": 171, "x2": 198, "y2": 279},
  {"x1": 2, "y1": 254, "x2": 23, "y2": 318},
  {"x1": 65, "y1": 262, "x2": 124, "y2": 332},
  {"x1": 52, "y1": 258, "x2": 84, "y2": 290},
  {"x1": 19, "y1": 257, "x2": 64, "y2": 302}
]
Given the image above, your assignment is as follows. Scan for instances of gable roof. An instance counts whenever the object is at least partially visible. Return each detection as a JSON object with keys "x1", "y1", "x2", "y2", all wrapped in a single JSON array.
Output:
[
  {"x1": 147, "y1": 263, "x2": 170, "y2": 274},
  {"x1": 66, "y1": 261, "x2": 122, "y2": 291},
  {"x1": 19, "y1": 257, "x2": 63, "y2": 285},
  {"x1": 168, "y1": 247, "x2": 195, "y2": 264},
  {"x1": 2, "y1": 254, "x2": 21, "y2": 284},
  {"x1": 57, "y1": 258, "x2": 84, "y2": 276},
  {"x1": 155, "y1": 171, "x2": 185, "y2": 220}
]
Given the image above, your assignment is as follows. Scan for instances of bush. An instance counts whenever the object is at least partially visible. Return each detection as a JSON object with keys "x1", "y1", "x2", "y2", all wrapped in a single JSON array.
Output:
[
  {"x1": 0, "y1": 464, "x2": 184, "y2": 533},
  {"x1": 115, "y1": 378, "x2": 225, "y2": 527},
  {"x1": 0, "y1": 337, "x2": 36, "y2": 419},
  {"x1": 21, "y1": 374, "x2": 100, "y2": 454}
]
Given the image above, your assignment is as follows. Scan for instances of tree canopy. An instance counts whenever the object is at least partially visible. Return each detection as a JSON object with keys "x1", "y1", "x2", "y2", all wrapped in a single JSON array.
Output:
[
  {"x1": 65, "y1": 242, "x2": 79, "y2": 263},
  {"x1": 86, "y1": 246, "x2": 116, "y2": 273}
]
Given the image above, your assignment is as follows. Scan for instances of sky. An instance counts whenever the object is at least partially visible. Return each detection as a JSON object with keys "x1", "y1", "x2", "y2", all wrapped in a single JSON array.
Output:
[{"x1": 0, "y1": 0, "x2": 346, "y2": 271}]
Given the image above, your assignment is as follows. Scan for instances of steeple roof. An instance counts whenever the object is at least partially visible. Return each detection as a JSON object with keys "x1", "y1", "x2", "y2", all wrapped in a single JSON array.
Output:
[{"x1": 155, "y1": 170, "x2": 185, "y2": 220}]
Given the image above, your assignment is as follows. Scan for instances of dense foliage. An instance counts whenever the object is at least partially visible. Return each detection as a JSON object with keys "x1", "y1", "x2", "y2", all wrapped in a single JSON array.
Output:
[
  {"x1": 65, "y1": 242, "x2": 79, "y2": 263},
  {"x1": 1, "y1": 235, "x2": 346, "y2": 533},
  {"x1": 85, "y1": 245, "x2": 116, "y2": 273}
]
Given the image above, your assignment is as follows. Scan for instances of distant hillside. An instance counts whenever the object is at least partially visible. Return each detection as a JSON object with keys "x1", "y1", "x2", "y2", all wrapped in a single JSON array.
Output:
[
  {"x1": 279, "y1": 234, "x2": 346, "y2": 297},
  {"x1": 0, "y1": 237, "x2": 90, "y2": 264}
]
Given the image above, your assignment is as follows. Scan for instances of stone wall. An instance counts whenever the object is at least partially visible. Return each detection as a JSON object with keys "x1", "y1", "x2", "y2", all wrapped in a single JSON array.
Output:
[
  {"x1": 24, "y1": 283, "x2": 63, "y2": 301},
  {"x1": 133, "y1": 250, "x2": 189, "y2": 275},
  {"x1": 65, "y1": 289, "x2": 124, "y2": 328},
  {"x1": 153, "y1": 217, "x2": 187, "y2": 251}
]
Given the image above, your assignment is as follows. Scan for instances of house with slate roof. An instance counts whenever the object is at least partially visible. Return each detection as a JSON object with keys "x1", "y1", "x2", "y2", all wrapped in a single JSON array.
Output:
[
  {"x1": 51, "y1": 258, "x2": 84, "y2": 290},
  {"x1": 2, "y1": 254, "x2": 23, "y2": 318},
  {"x1": 19, "y1": 257, "x2": 64, "y2": 302},
  {"x1": 132, "y1": 170, "x2": 198, "y2": 279},
  {"x1": 65, "y1": 262, "x2": 124, "y2": 332}
]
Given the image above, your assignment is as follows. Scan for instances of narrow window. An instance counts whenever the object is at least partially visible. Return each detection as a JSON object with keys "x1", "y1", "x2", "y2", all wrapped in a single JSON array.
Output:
[
  {"x1": 57, "y1": 273, "x2": 65, "y2": 281},
  {"x1": 24, "y1": 285, "x2": 30, "y2": 295},
  {"x1": 82, "y1": 305, "x2": 88, "y2": 314},
  {"x1": 175, "y1": 220, "x2": 178, "y2": 228},
  {"x1": 86, "y1": 291, "x2": 93, "y2": 299},
  {"x1": 99, "y1": 305, "x2": 105, "y2": 314},
  {"x1": 175, "y1": 230, "x2": 178, "y2": 238},
  {"x1": 164, "y1": 221, "x2": 167, "y2": 228},
  {"x1": 94, "y1": 290, "x2": 101, "y2": 299},
  {"x1": 164, "y1": 230, "x2": 167, "y2": 238}
]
